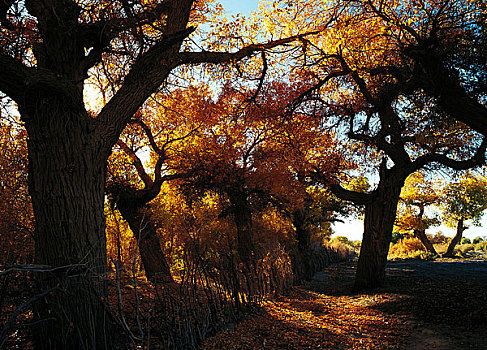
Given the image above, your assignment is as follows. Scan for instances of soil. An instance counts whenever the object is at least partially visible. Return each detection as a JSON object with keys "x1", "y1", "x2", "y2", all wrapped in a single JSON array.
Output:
[{"x1": 203, "y1": 253, "x2": 487, "y2": 349}]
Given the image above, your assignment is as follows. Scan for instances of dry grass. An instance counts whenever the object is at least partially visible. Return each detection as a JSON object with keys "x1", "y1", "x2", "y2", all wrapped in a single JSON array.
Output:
[
  {"x1": 326, "y1": 240, "x2": 354, "y2": 260},
  {"x1": 388, "y1": 237, "x2": 425, "y2": 259}
]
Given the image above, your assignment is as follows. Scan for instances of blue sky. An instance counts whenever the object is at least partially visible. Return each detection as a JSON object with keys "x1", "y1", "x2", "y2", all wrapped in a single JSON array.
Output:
[{"x1": 219, "y1": 0, "x2": 260, "y2": 16}]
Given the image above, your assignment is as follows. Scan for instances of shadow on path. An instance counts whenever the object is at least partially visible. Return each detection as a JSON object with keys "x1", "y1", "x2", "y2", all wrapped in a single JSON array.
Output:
[{"x1": 204, "y1": 258, "x2": 487, "y2": 349}]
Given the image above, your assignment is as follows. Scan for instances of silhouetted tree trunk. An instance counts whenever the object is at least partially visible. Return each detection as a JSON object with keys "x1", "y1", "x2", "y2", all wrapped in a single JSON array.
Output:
[
  {"x1": 116, "y1": 201, "x2": 173, "y2": 284},
  {"x1": 291, "y1": 208, "x2": 313, "y2": 282},
  {"x1": 412, "y1": 205, "x2": 438, "y2": 255},
  {"x1": 228, "y1": 190, "x2": 255, "y2": 264},
  {"x1": 23, "y1": 96, "x2": 113, "y2": 349},
  {"x1": 443, "y1": 218, "x2": 466, "y2": 257},
  {"x1": 354, "y1": 176, "x2": 405, "y2": 290},
  {"x1": 414, "y1": 229, "x2": 438, "y2": 256}
]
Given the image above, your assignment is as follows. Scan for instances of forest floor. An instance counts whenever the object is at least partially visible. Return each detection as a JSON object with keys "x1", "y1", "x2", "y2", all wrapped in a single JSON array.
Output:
[{"x1": 203, "y1": 253, "x2": 487, "y2": 349}]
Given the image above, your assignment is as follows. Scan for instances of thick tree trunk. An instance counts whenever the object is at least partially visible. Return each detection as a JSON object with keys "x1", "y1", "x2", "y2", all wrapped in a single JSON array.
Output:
[
  {"x1": 291, "y1": 208, "x2": 313, "y2": 282},
  {"x1": 413, "y1": 229, "x2": 438, "y2": 256},
  {"x1": 21, "y1": 95, "x2": 113, "y2": 349},
  {"x1": 443, "y1": 218, "x2": 466, "y2": 257},
  {"x1": 354, "y1": 178, "x2": 404, "y2": 291},
  {"x1": 116, "y1": 202, "x2": 173, "y2": 284},
  {"x1": 228, "y1": 191, "x2": 255, "y2": 265}
]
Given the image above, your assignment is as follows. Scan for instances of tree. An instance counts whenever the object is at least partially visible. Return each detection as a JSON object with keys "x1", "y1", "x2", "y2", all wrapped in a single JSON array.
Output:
[
  {"x1": 442, "y1": 173, "x2": 487, "y2": 257},
  {"x1": 353, "y1": 0, "x2": 487, "y2": 135},
  {"x1": 395, "y1": 171, "x2": 441, "y2": 256},
  {"x1": 291, "y1": 0, "x2": 487, "y2": 290},
  {"x1": 0, "y1": 0, "x2": 311, "y2": 347},
  {"x1": 309, "y1": 61, "x2": 486, "y2": 289},
  {"x1": 169, "y1": 80, "x2": 348, "y2": 270},
  {"x1": 106, "y1": 86, "x2": 212, "y2": 284}
]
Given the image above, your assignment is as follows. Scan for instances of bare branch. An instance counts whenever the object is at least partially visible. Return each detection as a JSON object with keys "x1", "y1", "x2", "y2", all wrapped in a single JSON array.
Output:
[
  {"x1": 328, "y1": 183, "x2": 370, "y2": 205},
  {"x1": 413, "y1": 137, "x2": 487, "y2": 170},
  {"x1": 178, "y1": 32, "x2": 319, "y2": 65}
]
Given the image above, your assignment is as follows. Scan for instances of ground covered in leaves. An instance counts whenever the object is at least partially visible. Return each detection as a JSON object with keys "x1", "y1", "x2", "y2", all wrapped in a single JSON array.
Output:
[{"x1": 203, "y1": 255, "x2": 487, "y2": 349}]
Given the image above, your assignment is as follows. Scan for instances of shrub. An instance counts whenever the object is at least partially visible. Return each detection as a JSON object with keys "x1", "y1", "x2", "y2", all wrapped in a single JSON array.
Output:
[
  {"x1": 391, "y1": 231, "x2": 406, "y2": 244},
  {"x1": 431, "y1": 232, "x2": 449, "y2": 244},
  {"x1": 327, "y1": 240, "x2": 354, "y2": 258},
  {"x1": 473, "y1": 237, "x2": 484, "y2": 244},
  {"x1": 458, "y1": 243, "x2": 475, "y2": 253},
  {"x1": 331, "y1": 236, "x2": 351, "y2": 245},
  {"x1": 461, "y1": 237, "x2": 471, "y2": 244},
  {"x1": 388, "y1": 237, "x2": 425, "y2": 259},
  {"x1": 474, "y1": 241, "x2": 487, "y2": 252},
  {"x1": 350, "y1": 240, "x2": 361, "y2": 249}
]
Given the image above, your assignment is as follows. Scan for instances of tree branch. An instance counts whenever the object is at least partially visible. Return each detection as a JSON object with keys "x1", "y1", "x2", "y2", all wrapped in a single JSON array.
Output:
[
  {"x1": 413, "y1": 137, "x2": 487, "y2": 170},
  {"x1": 116, "y1": 139, "x2": 154, "y2": 189},
  {"x1": 0, "y1": 54, "x2": 29, "y2": 102},
  {"x1": 178, "y1": 32, "x2": 318, "y2": 65},
  {"x1": 328, "y1": 183, "x2": 370, "y2": 205}
]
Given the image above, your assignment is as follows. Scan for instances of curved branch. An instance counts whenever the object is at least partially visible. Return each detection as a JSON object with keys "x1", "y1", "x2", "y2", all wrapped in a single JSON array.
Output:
[
  {"x1": 413, "y1": 137, "x2": 487, "y2": 170},
  {"x1": 328, "y1": 183, "x2": 370, "y2": 205},
  {"x1": 0, "y1": 54, "x2": 30, "y2": 102},
  {"x1": 178, "y1": 32, "x2": 319, "y2": 65},
  {"x1": 116, "y1": 140, "x2": 153, "y2": 189}
]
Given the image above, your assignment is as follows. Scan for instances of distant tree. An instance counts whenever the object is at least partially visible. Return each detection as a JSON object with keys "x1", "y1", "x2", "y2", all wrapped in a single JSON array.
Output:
[
  {"x1": 395, "y1": 171, "x2": 441, "y2": 256},
  {"x1": 442, "y1": 174, "x2": 487, "y2": 257}
]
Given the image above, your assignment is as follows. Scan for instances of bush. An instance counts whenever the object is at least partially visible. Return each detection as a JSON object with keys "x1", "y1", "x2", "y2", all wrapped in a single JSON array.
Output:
[
  {"x1": 431, "y1": 232, "x2": 449, "y2": 244},
  {"x1": 326, "y1": 240, "x2": 354, "y2": 259},
  {"x1": 461, "y1": 237, "x2": 471, "y2": 244},
  {"x1": 474, "y1": 241, "x2": 487, "y2": 252},
  {"x1": 458, "y1": 243, "x2": 475, "y2": 253},
  {"x1": 473, "y1": 237, "x2": 484, "y2": 244},
  {"x1": 388, "y1": 237, "x2": 425, "y2": 259},
  {"x1": 350, "y1": 240, "x2": 361, "y2": 249},
  {"x1": 331, "y1": 236, "x2": 351, "y2": 245},
  {"x1": 391, "y1": 232, "x2": 406, "y2": 244}
]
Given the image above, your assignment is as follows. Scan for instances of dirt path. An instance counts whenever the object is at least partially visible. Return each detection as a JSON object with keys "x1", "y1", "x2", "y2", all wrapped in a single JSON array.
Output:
[{"x1": 203, "y1": 257, "x2": 487, "y2": 349}]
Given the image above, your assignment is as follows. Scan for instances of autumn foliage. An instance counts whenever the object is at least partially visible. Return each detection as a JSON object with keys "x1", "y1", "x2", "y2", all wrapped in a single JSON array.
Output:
[{"x1": 0, "y1": 0, "x2": 486, "y2": 349}]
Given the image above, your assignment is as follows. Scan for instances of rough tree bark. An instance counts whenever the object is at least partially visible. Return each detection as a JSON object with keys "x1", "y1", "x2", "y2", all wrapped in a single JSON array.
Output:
[
  {"x1": 443, "y1": 218, "x2": 466, "y2": 257},
  {"x1": 21, "y1": 91, "x2": 113, "y2": 349},
  {"x1": 115, "y1": 200, "x2": 174, "y2": 284},
  {"x1": 354, "y1": 175, "x2": 405, "y2": 290}
]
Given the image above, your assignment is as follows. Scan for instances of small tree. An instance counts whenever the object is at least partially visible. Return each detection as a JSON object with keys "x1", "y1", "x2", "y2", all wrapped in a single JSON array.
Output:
[
  {"x1": 394, "y1": 171, "x2": 441, "y2": 256},
  {"x1": 442, "y1": 173, "x2": 487, "y2": 257}
]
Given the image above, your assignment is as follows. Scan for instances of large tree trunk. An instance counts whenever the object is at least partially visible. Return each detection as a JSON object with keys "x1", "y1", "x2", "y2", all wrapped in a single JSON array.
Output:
[
  {"x1": 116, "y1": 202, "x2": 173, "y2": 284},
  {"x1": 354, "y1": 178, "x2": 404, "y2": 291},
  {"x1": 228, "y1": 191, "x2": 255, "y2": 265},
  {"x1": 414, "y1": 229, "x2": 438, "y2": 256},
  {"x1": 21, "y1": 95, "x2": 113, "y2": 349},
  {"x1": 291, "y1": 208, "x2": 313, "y2": 283},
  {"x1": 443, "y1": 218, "x2": 466, "y2": 257}
]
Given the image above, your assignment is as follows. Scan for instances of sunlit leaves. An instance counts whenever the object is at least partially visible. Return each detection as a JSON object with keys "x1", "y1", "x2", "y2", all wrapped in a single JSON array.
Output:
[{"x1": 442, "y1": 172, "x2": 487, "y2": 227}]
